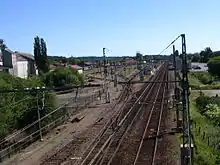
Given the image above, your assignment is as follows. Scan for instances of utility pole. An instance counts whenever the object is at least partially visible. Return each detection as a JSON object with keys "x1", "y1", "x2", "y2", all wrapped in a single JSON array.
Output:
[
  {"x1": 37, "y1": 89, "x2": 44, "y2": 141},
  {"x1": 103, "y1": 48, "x2": 110, "y2": 103},
  {"x1": 180, "y1": 34, "x2": 193, "y2": 165},
  {"x1": 114, "y1": 62, "x2": 117, "y2": 87},
  {"x1": 173, "y1": 45, "x2": 177, "y2": 90},
  {"x1": 173, "y1": 45, "x2": 180, "y2": 128},
  {"x1": 137, "y1": 53, "x2": 144, "y2": 81},
  {"x1": 110, "y1": 62, "x2": 114, "y2": 80}
]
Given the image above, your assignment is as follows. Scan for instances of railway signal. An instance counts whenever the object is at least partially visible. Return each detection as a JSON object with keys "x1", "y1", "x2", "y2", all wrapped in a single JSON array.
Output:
[{"x1": 103, "y1": 48, "x2": 110, "y2": 103}]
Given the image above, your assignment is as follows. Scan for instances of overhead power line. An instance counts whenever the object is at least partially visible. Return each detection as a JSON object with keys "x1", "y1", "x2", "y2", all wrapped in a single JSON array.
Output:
[{"x1": 158, "y1": 35, "x2": 181, "y2": 55}]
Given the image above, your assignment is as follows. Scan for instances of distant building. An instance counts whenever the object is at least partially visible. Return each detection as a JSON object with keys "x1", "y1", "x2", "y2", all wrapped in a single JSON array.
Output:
[
  {"x1": 122, "y1": 59, "x2": 137, "y2": 66},
  {"x1": 82, "y1": 62, "x2": 94, "y2": 70},
  {"x1": 70, "y1": 65, "x2": 83, "y2": 74},
  {"x1": 169, "y1": 55, "x2": 191, "y2": 71},
  {"x1": 15, "y1": 51, "x2": 37, "y2": 78},
  {"x1": 0, "y1": 50, "x2": 37, "y2": 78}
]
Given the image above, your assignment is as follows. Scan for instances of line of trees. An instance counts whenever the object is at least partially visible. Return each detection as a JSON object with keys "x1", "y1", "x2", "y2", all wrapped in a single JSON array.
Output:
[
  {"x1": 34, "y1": 36, "x2": 50, "y2": 75},
  {"x1": 188, "y1": 47, "x2": 220, "y2": 78},
  {"x1": 189, "y1": 47, "x2": 216, "y2": 63}
]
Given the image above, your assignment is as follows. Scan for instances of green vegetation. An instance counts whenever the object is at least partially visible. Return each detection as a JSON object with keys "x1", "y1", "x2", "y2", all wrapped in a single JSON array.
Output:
[
  {"x1": 189, "y1": 47, "x2": 220, "y2": 79},
  {"x1": 34, "y1": 36, "x2": 50, "y2": 74},
  {"x1": 0, "y1": 72, "x2": 55, "y2": 139},
  {"x1": 47, "y1": 56, "x2": 127, "y2": 66},
  {"x1": 196, "y1": 93, "x2": 220, "y2": 125},
  {"x1": 190, "y1": 92, "x2": 220, "y2": 165},
  {"x1": 189, "y1": 47, "x2": 214, "y2": 63},
  {"x1": 189, "y1": 72, "x2": 220, "y2": 89},
  {"x1": 207, "y1": 56, "x2": 220, "y2": 77},
  {"x1": 43, "y1": 67, "x2": 85, "y2": 87}
]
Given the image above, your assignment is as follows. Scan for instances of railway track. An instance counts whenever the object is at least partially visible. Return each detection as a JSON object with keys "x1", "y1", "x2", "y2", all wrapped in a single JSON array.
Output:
[
  {"x1": 40, "y1": 63, "x2": 167, "y2": 165},
  {"x1": 132, "y1": 67, "x2": 168, "y2": 165},
  {"x1": 39, "y1": 66, "x2": 143, "y2": 165},
  {"x1": 73, "y1": 64, "x2": 167, "y2": 165},
  {"x1": 100, "y1": 68, "x2": 167, "y2": 165}
]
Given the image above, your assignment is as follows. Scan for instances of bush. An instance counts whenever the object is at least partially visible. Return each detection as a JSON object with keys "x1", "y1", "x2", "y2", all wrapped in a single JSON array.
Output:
[
  {"x1": 190, "y1": 72, "x2": 214, "y2": 84},
  {"x1": 207, "y1": 56, "x2": 220, "y2": 77},
  {"x1": 43, "y1": 67, "x2": 85, "y2": 87},
  {"x1": 0, "y1": 72, "x2": 55, "y2": 139},
  {"x1": 204, "y1": 104, "x2": 220, "y2": 125},
  {"x1": 195, "y1": 94, "x2": 220, "y2": 125}
]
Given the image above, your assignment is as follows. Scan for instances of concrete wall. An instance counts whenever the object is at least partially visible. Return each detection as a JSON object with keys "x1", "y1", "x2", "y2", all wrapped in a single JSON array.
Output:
[
  {"x1": 17, "y1": 61, "x2": 28, "y2": 78},
  {"x1": 78, "y1": 69, "x2": 83, "y2": 74},
  {"x1": 9, "y1": 53, "x2": 18, "y2": 76}
]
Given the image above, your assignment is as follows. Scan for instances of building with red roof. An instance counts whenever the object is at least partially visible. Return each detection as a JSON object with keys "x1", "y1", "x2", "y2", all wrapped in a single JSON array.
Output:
[{"x1": 70, "y1": 65, "x2": 83, "y2": 74}]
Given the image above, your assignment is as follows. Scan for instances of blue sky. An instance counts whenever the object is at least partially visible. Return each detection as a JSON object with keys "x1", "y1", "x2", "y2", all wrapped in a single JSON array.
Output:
[{"x1": 1, "y1": 0, "x2": 220, "y2": 57}]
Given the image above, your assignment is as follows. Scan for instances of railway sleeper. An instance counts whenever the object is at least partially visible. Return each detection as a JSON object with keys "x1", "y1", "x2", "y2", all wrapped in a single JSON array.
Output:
[
  {"x1": 145, "y1": 128, "x2": 180, "y2": 140},
  {"x1": 127, "y1": 100, "x2": 169, "y2": 105}
]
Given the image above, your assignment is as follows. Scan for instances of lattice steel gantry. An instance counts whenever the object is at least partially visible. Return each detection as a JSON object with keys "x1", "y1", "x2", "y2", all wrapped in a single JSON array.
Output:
[{"x1": 180, "y1": 34, "x2": 194, "y2": 165}]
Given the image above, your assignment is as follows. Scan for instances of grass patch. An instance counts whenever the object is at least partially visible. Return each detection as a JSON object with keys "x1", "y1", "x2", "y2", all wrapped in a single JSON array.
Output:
[
  {"x1": 189, "y1": 72, "x2": 220, "y2": 90},
  {"x1": 190, "y1": 92, "x2": 220, "y2": 165}
]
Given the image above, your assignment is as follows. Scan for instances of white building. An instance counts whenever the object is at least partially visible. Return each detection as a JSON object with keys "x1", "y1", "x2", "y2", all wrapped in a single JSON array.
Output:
[
  {"x1": 0, "y1": 50, "x2": 37, "y2": 78},
  {"x1": 70, "y1": 65, "x2": 83, "y2": 74}
]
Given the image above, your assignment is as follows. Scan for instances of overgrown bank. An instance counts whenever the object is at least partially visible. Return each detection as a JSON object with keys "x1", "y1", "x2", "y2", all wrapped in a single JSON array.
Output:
[
  {"x1": 189, "y1": 72, "x2": 220, "y2": 90},
  {"x1": 190, "y1": 92, "x2": 220, "y2": 165},
  {"x1": 0, "y1": 72, "x2": 55, "y2": 140},
  {"x1": 43, "y1": 67, "x2": 85, "y2": 87},
  {"x1": 0, "y1": 67, "x2": 85, "y2": 140}
]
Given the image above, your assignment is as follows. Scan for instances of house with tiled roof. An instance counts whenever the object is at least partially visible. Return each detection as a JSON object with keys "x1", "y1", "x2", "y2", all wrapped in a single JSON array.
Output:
[
  {"x1": 70, "y1": 65, "x2": 83, "y2": 74},
  {"x1": 0, "y1": 47, "x2": 38, "y2": 78}
]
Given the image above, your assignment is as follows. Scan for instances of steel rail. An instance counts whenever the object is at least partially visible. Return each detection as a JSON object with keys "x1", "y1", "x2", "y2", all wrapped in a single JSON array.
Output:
[
  {"x1": 151, "y1": 69, "x2": 167, "y2": 165},
  {"x1": 99, "y1": 66, "x2": 165, "y2": 165},
  {"x1": 79, "y1": 80, "x2": 152, "y2": 165},
  {"x1": 77, "y1": 96, "x2": 131, "y2": 165},
  {"x1": 90, "y1": 71, "x2": 163, "y2": 165},
  {"x1": 91, "y1": 65, "x2": 166, "y2": 165},
  {"x1": 79, "y1": 65, "x2": 165, "y2": 165},
  {"x1": 133, "y1": 67, "x2": 167, "y2": 165},
  {"x1": 41, "y1": 64, "x2": 144, "y2": 165},
  {"x1": 41, "y1": 80, "x2": 130, "y2": 165},
  {"x1": 73, "y1": 67, "x2": 155, "y2": 165}
]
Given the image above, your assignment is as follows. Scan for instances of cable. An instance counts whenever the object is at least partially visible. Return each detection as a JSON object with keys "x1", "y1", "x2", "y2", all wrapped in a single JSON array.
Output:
[
  {"x1": 0, "y1": 96, "x2": 35, "y2": 110},
  {"x1": 0, "y1": 83, "x2": 102, "y2": 93},
  {"x1": 158, "y1": 35, "x2": 181, "y2": 55},
  {"x1": 0, "y1": 103, "x2": 67, "y2": 146}
]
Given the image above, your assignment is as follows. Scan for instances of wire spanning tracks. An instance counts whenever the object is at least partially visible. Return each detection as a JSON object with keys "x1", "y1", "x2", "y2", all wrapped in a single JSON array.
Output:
[
  {"x1": 39, "y1": 123, "x2": 104, "y2": 165},
  {"x1": 96, "y1": 65, "x2": 168, "y2": 165},
  {"x1": 76, "y1": 64, "x2": 166, "y2": 165},
  {"x1": 133, "y1": 67, "x2": 168, "y2": 165},
  {"x1": 39, "y1": 68, "x2": 143, "y2": 165}
]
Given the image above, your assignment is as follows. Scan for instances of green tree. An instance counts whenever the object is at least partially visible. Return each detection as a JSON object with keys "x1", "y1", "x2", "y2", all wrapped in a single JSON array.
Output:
[
  {"x1": 69, "y1": 58, "x2": 80, "y2": 65},
  {"x1": 190, "y1": 53, "x2": 200, "y2": 62},
  {"x1": 200, "y1": 47, "x2": 214, "y2": 63},
  {"x1": 207, "y1": 56, "x2": 220, "y2": 77},
  {"x1": 43, "y1": 67, "x2": 84, "y2": 87},
  {"x1": 34, "y1": 36, "x2": 41, "y2": 70},
  {"x1": 34, "y1": 36, "x2": 50, "y2": 75},
  {"x1": 40, "y1": 38, "x2": 50, "y2": 73},
  {"x1": 0, "y1": 72, "x2": 55, "y2": 139}
]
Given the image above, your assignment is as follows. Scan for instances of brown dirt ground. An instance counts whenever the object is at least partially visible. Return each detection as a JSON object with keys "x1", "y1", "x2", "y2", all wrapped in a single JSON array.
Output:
[
  {"x1": 0, "y1": 72, "x2": 148, "y2": 165},
  {"x1": 1, "y1": 81, "x2": 123, "y2": 165}
]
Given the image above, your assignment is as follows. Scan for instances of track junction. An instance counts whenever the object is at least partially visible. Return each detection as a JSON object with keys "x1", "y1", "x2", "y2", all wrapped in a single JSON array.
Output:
[{"x1": 40, "y1": 62, "x2": 174, "y2": 165}]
